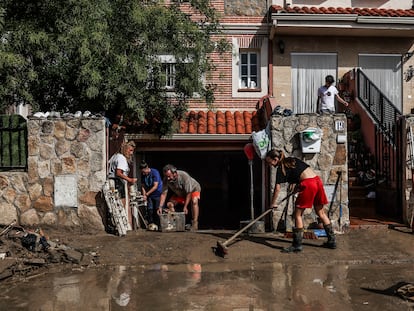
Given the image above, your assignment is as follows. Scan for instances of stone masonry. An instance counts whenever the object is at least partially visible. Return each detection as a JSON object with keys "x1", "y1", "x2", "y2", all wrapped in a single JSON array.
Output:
[
  {"x1": 268, "y1": 113, "x2": 349, "y2": 232},
  {"x1": 224, "y1": 0, "x2": 267, "y2": 16},
  {"x1": 0, "y1": 116, "x2": 107, "y2": 231}
]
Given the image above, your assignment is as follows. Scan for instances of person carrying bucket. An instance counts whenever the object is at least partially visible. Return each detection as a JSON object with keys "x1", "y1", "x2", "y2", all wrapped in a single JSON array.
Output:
[
  {"x1": 157, "y1": 164, "x2": 201, "y2": 231},
  {"x1": 265, "y1": 149, "x2": 336, "y2": 252}
]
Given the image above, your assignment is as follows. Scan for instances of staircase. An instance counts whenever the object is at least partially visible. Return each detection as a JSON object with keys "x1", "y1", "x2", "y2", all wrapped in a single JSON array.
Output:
[
  {"x1": 348, "y1": 169, "x2": 382, "y2": 229},
  {"x1": 347, "y1": 121, "x2": 395, "y2": 229},
  {"x1": 341, "y1": 68, "x2": 406, "y2": 229}
]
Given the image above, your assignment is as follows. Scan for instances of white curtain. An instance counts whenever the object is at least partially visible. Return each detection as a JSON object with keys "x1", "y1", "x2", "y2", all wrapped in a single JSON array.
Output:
[
  {"x1": 291, "y1": 53, "x2": 337, "y2": 114},
  {"x1": 358, "y1": 54, "x2": 402, "y2": 111}
]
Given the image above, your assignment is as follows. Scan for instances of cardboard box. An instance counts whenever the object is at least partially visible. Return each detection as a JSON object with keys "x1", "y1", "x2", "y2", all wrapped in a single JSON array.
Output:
[{"x1": 160, "y1": 212, "x2": 185, "y2": 232}]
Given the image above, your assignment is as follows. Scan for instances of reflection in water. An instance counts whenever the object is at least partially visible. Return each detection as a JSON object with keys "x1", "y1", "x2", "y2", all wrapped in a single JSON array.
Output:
[
  {"x1": 110, "y1": 266, "x2": 133, "y2": 307},
  {"x1": 0, "y1": 263, "x2": 412, "y2": 310}
]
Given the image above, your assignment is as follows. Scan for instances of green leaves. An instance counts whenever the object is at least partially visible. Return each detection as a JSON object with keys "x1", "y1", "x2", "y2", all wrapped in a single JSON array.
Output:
[{"x1": 0, "y1": 0, "x2": 225, "y2": 135}]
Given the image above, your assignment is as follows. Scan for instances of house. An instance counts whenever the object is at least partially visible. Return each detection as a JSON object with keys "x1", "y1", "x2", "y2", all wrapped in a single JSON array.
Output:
[
  {"x1": 124, "y1": 0, "x2": 414, "y2": 229},
  {"x1": 1, "y1": 1, "x2": 413, "y2": 231}
]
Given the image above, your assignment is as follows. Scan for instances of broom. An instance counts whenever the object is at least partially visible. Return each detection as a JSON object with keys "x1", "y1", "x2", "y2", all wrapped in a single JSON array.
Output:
[{"x1": 215, "y1": 191, "x2": 298, "y2": 257}]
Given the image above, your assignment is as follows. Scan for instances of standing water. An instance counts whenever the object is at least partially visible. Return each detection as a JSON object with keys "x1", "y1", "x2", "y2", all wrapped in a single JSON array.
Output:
[{"x1": 0, "y1": 262, "x2": 412, "y2": 310}]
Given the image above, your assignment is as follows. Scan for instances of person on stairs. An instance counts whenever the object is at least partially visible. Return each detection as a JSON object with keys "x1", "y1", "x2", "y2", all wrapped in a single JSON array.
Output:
[
  {"x1": 157, "y1": 164, "x2": 201, "y2": 231},
  {"x1": 265, "y1": 149, "x2": 336, "y2": 252}
]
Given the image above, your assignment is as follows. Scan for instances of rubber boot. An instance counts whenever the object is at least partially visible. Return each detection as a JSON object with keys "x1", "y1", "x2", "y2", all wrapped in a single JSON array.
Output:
[
  {"x1": 282, "y1": 228, "x2": 303, "y2": 253},
  {"x1": 323, "y1": 224, "x2": 337, "y2": 249}
]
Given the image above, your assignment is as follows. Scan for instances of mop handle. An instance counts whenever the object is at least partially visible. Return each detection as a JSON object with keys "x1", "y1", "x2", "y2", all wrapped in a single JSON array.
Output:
[
  {"x1": 223, "y1": 209, "x2": 273, "y2": 247},
  {"x1": 223, "y1": 190, "x2": 297, "y2": 247},
  {"x1": 249, "y1": 160, "x2": 254, "y2": 220}
]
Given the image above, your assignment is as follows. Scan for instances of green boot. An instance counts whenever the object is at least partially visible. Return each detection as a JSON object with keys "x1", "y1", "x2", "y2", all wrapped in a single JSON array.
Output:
[
  {"x1": 323, "y1": 224, "x2": 337, "y2": 249},
  {"x1": 282, "y1": 228, "x2": 303, "y2": 253}
]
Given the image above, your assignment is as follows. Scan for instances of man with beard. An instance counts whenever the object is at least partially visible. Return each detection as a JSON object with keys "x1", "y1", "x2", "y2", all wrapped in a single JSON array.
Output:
[{"x1": 157, "y1": 164, "x2": 201, "y2": 231}]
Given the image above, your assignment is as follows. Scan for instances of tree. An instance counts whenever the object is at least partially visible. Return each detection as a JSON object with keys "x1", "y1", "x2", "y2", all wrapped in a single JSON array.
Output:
[{"x1": 0, "y1": 0, "x2": 228, "y2": 135}]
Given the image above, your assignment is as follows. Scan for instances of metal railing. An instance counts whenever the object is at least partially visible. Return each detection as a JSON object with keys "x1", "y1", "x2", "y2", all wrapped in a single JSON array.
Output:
[
  {"x1": 355, "y1": 69, "x2": 403, "y2": 219},
  {"x1": 356, "y1": 69, "x2": 402, "y2": 145},
  {"x1": 0, "y1": 115, "x2": 27, "y2": 171}
]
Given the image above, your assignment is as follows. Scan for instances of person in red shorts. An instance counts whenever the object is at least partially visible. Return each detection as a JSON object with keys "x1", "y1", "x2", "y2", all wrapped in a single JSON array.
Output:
[
  {"x1": 265, "y1": 149, "x2": 336, "y2": 252},
  {"x1": 157, "y1": 164, "x2": 201, "y2": 231}
]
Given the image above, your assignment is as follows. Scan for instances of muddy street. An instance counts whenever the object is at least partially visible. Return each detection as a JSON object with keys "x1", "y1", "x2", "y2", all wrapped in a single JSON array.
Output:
[{"x1": 0, "y1": 228, "x2": 413, "y2": 310}]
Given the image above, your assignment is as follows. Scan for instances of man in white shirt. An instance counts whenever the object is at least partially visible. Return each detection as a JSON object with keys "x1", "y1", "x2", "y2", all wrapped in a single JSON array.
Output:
[
  {"x1": 317, "y1": 75, "x2": 349, "y2": 114},
  {"x1": 108, "y1": 141, "x2": 137, "y2": 227}
]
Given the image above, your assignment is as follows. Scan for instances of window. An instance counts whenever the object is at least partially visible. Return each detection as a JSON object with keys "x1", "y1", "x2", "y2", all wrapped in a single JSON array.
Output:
[
  {"x1": 291, "y1": 53, "x2": 337, "y2": 114},
  {"x1": 240, "y1": 51, "x2": 259, "y2": 89},
  {"x1": 359, "y1": 54, "x2": 402, "y2": 111},
  {"x1": 232, "y1": 37, "x2": 268, "y2": 98},
  {"x1": 162, "y1": 63, "x2": 176, "y2": 90},
  {"x1": 157, "y1": 55, "x2": 177, "y2": 90},
  {"x1": 0, "y1": 115, "x2": 27, "y2": 171}
]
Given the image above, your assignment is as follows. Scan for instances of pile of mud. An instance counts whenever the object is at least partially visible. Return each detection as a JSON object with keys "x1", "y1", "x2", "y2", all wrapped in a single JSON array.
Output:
[{"x1": 0, "y1": 223, "x2": 92, "y2": 283}]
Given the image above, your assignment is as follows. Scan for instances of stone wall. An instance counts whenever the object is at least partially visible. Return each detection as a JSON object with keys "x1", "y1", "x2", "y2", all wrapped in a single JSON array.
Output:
[
  {"x1": 224, "y1": 0, "x2": 267, "y2": 16},
  {"x1": 268, "y1": 113, "x2": 349, "y2": 232},
  {"x1": 0, "y1": 117, "x2": 107, "y2": 231}
]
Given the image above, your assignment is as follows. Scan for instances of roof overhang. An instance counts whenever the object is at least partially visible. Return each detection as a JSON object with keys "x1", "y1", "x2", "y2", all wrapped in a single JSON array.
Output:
[
  {"x1": 270, "y1": 13, "x2": 414, "y2": 38},
  {"x1": 221, "y1": 23, "x2": 271, "y2": 35},
  {"x1": 125, "y1": 133, "x2": 252, "y2": 151},
  {"x1": 126, "y1": 133, "x2": 251, "y2": 141},
  {"x1": 125, "y1": 134, "x2": 251, "y2": 141}
]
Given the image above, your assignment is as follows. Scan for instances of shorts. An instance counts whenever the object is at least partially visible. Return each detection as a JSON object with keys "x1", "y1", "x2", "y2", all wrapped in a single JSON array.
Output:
[
  {"x1": 111, "y1": 178, "x2": 126, "y2": 199},
  {"x1": 295, "y1": 176, "x2": 328, "y2": 209},
  {"x1": 169, "y1": 192, "x2": 201, "y2": 206},
  {"x1": 320, "y1": 108, "x2": 335, "y2": 114}
]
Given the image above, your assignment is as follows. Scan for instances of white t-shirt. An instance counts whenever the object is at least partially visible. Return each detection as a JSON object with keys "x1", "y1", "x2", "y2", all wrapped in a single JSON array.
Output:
[
  {"x1": 108, "y1": 153, "x2": 130, "y2": 180},
  {"x1": 318, "y1": 84, "x2": 339, "y2": 112}
]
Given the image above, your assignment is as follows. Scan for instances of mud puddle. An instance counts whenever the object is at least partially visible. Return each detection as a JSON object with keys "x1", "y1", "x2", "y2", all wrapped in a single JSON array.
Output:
[{"x1": 0, "y1": 262, "x2": 412, "y2": 310}]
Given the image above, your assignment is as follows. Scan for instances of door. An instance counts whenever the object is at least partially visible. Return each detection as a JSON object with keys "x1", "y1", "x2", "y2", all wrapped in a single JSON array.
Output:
[
  {"x1": 136, "y1": 150, "x2": 262, "y2": 229},
  {"x1": 291, "y1": 53, "x2": 337, "y2": 114},
  {"x1": 359, "y1": 54, "x2": 402, "y2": 111}
]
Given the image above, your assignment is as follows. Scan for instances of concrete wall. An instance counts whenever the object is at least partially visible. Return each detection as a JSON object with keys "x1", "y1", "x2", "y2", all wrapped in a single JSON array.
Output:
[
  {"x1": 268, "y1": 113, "x2": 349, "y2": 232},
  {"x1": 0, "y1": 117, "x2": 107, "y2": 231}
]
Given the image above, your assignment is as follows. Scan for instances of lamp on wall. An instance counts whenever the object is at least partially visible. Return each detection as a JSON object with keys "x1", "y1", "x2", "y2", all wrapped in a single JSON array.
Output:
[
  {"x1": 405, "y1": 65, "x2": 414, "y2": 82},
  {"x1": 278, "y1": 40, "x2": 285, "y2": 54},
  {"x1": 404, "y1": 51, "x2": 413, "y2": 62}
]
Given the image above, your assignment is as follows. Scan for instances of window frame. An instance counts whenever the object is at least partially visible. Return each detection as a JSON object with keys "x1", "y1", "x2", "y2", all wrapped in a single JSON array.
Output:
[
  {"x1": 162, "y1": 62, "x2": 176, "y2": 90},
  {"x1": 239, "y1": 50, "x2": 260, "y2": 90},
  {"x1": 231, "y1": 37, "x2": 268, "y2": 98},
  {"x1": 158, "y1": 55, "x2": 177, "y2": 91}
]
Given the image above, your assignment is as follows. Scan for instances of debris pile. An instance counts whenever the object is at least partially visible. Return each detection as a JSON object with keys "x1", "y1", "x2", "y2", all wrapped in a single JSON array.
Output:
[{"x1": 0, "y1": 223, "x2": 91, "y2": 283}]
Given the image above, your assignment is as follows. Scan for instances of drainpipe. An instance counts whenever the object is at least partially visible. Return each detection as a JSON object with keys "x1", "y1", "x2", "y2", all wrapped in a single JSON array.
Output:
[{"x1": 268, "y1": 38, "x2": 273, "y2": 97}]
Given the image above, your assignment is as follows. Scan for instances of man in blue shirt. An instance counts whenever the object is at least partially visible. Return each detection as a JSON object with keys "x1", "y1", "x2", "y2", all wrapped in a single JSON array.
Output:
[{"x1": 140, "y1": 160, "x2": 163, "y2": 225}]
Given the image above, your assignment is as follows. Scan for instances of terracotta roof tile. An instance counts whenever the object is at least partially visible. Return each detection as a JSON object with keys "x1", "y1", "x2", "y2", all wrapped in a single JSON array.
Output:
[
  {"x1": 271, "y1": 5, "x2": 414, "y2": 17},
  {"x1": 178, "y1": 96, "x2": 274, "y2": 135},
  {"x1": 178, "y1": 110, "x2": 259, "y2": 134}
]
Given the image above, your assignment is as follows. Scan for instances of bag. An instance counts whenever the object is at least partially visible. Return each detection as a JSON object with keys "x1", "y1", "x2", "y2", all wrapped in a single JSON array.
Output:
[
  {"x1": 21, "y1": 233, "x2": 37, "y2": 252},
  {"x1": 251, "y1": 124, "x2": 271, "y2": 159}
]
